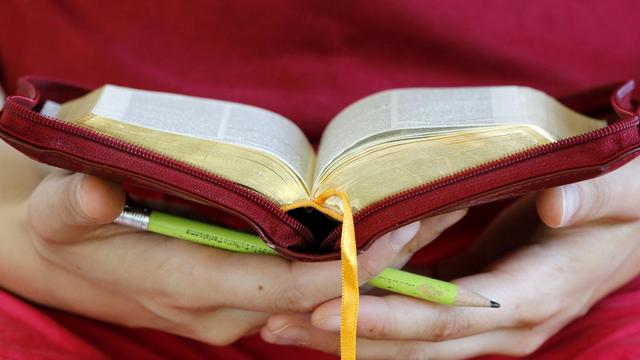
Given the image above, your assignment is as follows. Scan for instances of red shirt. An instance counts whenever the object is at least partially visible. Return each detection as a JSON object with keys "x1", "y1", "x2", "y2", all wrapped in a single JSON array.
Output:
[{"x1": 1, "y1": 1, "x2": 640, "y2": 358}]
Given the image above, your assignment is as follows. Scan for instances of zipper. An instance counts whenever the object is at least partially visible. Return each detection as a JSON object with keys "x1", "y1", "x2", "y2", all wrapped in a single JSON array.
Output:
[
  {"x1": 323, "y1": 116, "x2": 640, "y2": 245},
  {"x1": 4, "y1": 95, "x2": 639, "y2": 252},
  {"x1": 3, "y1": 99, "x2": 314, "y2": 243}
]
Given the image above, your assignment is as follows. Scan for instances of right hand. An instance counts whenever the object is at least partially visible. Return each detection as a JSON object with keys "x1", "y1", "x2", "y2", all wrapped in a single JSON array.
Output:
[{"x1": 0, "y1": 164, "x2": 467, "y2": 345}]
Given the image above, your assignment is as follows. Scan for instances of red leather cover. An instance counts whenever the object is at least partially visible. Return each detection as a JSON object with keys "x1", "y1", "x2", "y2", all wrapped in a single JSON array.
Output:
[{"x1": 2, "y1": 77, "x2": 640, "y2": 261}]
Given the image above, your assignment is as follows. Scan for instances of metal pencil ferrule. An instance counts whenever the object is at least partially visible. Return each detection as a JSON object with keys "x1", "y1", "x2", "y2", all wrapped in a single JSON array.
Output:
[{"x1": 114, "y1": 205, "x2": 151, "y2": 230}]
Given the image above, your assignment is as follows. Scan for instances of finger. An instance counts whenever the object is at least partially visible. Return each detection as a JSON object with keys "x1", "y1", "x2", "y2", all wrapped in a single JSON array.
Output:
[
  {"x1": 311, "y1": 272, "x2": 512, "y2": 342},
  {"x1": 28, "y1": 171, "x2": 125, "y2": 243},
  {"x1": 333, "y1": 217, "x2": 640, "y2": 343},
  {"x1": 352, "y1": 209, "x2": 468, "y2": 285},
  {"x1": 433, "y1": 195, "x2": 539, "y2": 280},
  {"x1": 46, "y1": 209, "x2": 465, "y2": 315},
  {"x1": 149, "y1": 218, "x2": 424, "y2": 312},
  {"x1": 262, "y1": 313, "x2": 543, "y2": 359},
  {"x1": 537, "y1": 157, "x2": 640, "y2": 227},
  {"x1": 312, "y1": 230, "x2": 597, "y2": 343},
  {"x1": 375, "y1": 209, "x2": 469, "y2": 275},
  {"x1": 195, "y1": 210, "x2": 466, "y2": 312},
  {"x1": 34, "y1": 258, "x2": 269, "y2": 347},
  {"x1": 350, "y1": 331, "x2": 539, "y2": 360},
  {"x1": 403, "y1": 209, "x2": 468, "y2": 255}
]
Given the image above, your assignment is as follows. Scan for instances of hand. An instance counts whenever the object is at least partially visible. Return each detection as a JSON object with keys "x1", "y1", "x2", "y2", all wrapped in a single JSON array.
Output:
[
  {"x1": 261, "y1": 158, "x2": 640, "y2": 359},
  {"x1": 0, "y1": 144, "x2": 467, "y2": 346}
]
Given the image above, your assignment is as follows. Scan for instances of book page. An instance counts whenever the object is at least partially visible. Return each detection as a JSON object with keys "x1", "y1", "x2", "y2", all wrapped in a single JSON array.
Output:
[
  {"x1": 93, "y1": 85, "x2": 315, "y2": 187},
  {"x1": 315, "y1": 86, "x2": 605, "y2": 183},
  {"x1": 315, "y1": 125, "x2": 553, "y2": 212}
]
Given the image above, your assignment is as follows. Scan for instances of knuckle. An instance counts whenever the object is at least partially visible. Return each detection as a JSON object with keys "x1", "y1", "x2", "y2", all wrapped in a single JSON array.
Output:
[
  {"x1": 581, "y1": 180, "x2": 611, "y2": 219},
  {"x1": 591, "y1": 184, "x2": 608, "y2": 211},
  {"x1": 28, "y1": 224, "x2": 71, "y2": 267},
  {"x1": 359, "y1": 310, "x2": 392, "y2": 339},
  {"x1": 165, "y1": 322, "x2": 200, "y2": 341},
  {"x1": 153, "y1": 260, "x2": 200, "y2": 309},
  {"x1": 271, "y1": 281, "x2": 314, "y2": 312},
  {"x1": 154, "y1": 283, "x2": 185, "y2": 309},
  {"x1": 142, "y1": 305, "x2": 244, "y2": 346},
  {"x1": 273, "y1": 288, "x2": 305, "y2": 312},
  {"x1": 426, "y1": 311, "x2": 471, "y2": 341},
  {"x1": 27, "y1": 206, "x2": 56, "y2": 247},
  {"x1": 139, "y1": 302, "x2": 194, "y2": 335},
  {"x1": 514, "y1": 303, "x2": 558, "y2": 327},
  {"x1": 30, "y1": 231, "x2": 58, "y2": 261},
  {"x1": 359, "y1": 257, "x2": 381, "y2": 282}
]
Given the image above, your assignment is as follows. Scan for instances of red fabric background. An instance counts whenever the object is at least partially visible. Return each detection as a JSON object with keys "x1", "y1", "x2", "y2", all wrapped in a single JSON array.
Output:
[{"x1": 1, "y1": 1, "x2": 640, "y2": 359}]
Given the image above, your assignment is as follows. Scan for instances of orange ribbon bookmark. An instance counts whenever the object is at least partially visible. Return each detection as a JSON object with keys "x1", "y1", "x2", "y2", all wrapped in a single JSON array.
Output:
[{"x1": 314, "y1": 190, "x2": 358, "y2": 360}]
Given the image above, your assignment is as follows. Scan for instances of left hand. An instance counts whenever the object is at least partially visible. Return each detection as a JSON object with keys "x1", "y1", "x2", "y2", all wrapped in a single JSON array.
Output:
[{"x1": 260, "y1": 157, "x2": 640, "y2": 359}]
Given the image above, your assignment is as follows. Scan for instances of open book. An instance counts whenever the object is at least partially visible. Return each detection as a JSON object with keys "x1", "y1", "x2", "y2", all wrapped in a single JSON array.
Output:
[{"x1": 45, "y1": 85, "x2": 605, "y2": 216}]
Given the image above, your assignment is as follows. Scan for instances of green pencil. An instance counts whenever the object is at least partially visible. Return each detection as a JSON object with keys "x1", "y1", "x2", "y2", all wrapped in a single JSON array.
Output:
[{"x1": 115, "y1": 205, "x2": 499, "y2": 308}]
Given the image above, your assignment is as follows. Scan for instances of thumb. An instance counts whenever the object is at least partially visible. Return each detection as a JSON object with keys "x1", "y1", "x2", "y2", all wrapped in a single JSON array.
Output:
[
  {"x1": 537, "y1": 158, "x2": 640, "y2": 227},
  {"x1": 28, "y1": 171, "x2": 125, "y2": 243}
]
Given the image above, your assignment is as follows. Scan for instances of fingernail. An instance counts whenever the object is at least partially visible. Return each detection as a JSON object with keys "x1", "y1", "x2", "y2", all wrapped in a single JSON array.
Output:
[
  {"x1": 267, "y1": 325, "x2": 310, "y2": 345},
  {"x1": 313, "y1": 314, "x2": 341, "y2": 332},
  {"x1": 560, "y1": 184, "x2": 579, "y2": 226},
  {"x1": 388, "y1": 221, "x2": 421, "y2": 251}
]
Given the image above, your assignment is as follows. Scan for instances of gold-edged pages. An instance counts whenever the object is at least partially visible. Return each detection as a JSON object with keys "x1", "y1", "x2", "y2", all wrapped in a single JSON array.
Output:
[{"x1": 54, "y1": 85, "x2": 605, "y2": 212}]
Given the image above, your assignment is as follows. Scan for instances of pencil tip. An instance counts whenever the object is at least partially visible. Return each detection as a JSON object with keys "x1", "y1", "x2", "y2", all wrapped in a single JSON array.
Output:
[{"x1": 490, "y1": 300, "x2": 500, "y2": 308}]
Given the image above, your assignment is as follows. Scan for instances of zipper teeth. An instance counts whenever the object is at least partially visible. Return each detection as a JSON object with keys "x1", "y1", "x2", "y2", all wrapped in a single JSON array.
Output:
[
  {"x1": 4, "y1": 100, "x2": 314, "y2": 241},
  {"x1": 358, "y1": 119, "x2": 638, "y2": 218},
  {"x1": 6, "y1": 97, "x2": 639, "y2": 249},
  {"x1": 324, "y1": 116, "x2": 639, "y2": 243}
]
